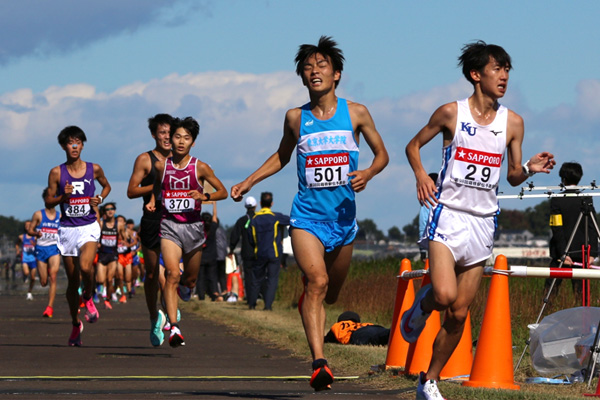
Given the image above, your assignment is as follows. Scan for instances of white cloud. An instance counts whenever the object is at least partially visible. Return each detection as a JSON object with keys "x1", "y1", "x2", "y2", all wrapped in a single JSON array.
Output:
[{"x1": 1, "y1": 71, "x2": 598, "y2": 233}]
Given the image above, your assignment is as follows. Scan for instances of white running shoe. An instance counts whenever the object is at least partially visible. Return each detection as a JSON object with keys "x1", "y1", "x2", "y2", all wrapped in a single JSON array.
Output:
[
  {"x1": 416, "y1": 372, "x2": 445, "y2": 400},
  {"x1": 401, "y1": 284, "x2": 432, "y2": 343},
  {"x1": 26, "y1": 292, "x2": 33, "y2": 301}
]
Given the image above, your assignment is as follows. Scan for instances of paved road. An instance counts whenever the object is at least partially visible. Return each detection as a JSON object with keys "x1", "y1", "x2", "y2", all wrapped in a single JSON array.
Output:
[{"x1": 0, "y1": 279, "x2": 406, "y2": 399}]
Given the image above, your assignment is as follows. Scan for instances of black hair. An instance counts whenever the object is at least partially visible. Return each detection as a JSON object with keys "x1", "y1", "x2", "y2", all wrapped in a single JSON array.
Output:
[
  {"x1": 337, "y1": 311, "x2": 360, "y2": 323},
  {"x1": 57, "y1": 126, "x2": 87, "y2": 146},
  {"x1": 171, "y1": 117, "x2": 200, "y2": 142},
  {"x1": 42, "y1": 187, "x2": 49, "y2": 200},
  {"x1": 559, "y1": 162, "x2": 583, "y2": 186},
  {"x1": 126, "y1": 219, "x2": 134, "y2": 225},
  {"x1": 295, "y1": 36, "x2": 345, "y2": 88},
  {"x1": 104, "y1": 202, "x2": 116, "y2": 210},
  {"x1": 458, "y1": 40, "x2": 512, "y2": 85},
  {"x1": 260, "y1": 191, "x2": 273, "y2": 208},
  {"x1": 148, "y1": 113, "x2": 173, "y2": 135}
]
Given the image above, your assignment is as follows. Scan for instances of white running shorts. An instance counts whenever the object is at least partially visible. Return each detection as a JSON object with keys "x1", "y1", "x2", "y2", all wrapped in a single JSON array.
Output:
[
  {"x1": 420, "y1": 205, "x2": 495, "y2": 266},
  {"x1": 58, "y1": 222, "x2": 101, "y2": 257}
]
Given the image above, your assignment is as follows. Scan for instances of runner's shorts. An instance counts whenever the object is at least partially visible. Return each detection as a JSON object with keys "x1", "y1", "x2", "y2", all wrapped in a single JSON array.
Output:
[
  {"x1": 419, "y1": 205, "x2": 496, "y2": 266},
  {"x1": 160, "y1": 219, "x2": 205, "y2": 254},
  {"x1": 290, "y1": 218, "x2": 358, "y2": 253},
  {"x1": 97, "y1": 252, "x2": 118, "y2": 265},
  {"x1": 23, "y1": 261, "x2": 37, "y2": 270},
  {"x1": 35, "y1": 245, "x2": 60, "y2": 263},
  {"x1": 57, "y1": 222, "x2": 101, "y2": 257},
  {"x1": 118, "y1": 252, "x2": 133, "y2": 266},
  {"x1": 140, "y1": 217, "x2": 161, "y2": 249}
]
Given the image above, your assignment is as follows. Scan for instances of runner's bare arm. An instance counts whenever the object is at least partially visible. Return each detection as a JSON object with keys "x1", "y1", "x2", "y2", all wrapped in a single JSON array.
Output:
[
  {"x1": 406, "y1": 103, "x2": 456, "y2": 207},
  {"x1": 127, "y1": 152, "x2": 152, "y2": 199},
  {"x1": 45, "y1": 166, "x2": 68, "y2": 209},
  {"x1": 145, "y1": 160, "x2": 165, "y2": 213},
  {"x1": 194, "y1": 162, "x2": 228, "y2": 202},
  {"x1": 27, "y1": 211, "x2": 42, "y2": 237},
  {"x1": 347, "y1": 103, "x2": 388, "y2": 192},
  {"x1": 230, "y1": 108, "x2": 299, "y2": 202},
  {"x1": 92, "y1": 163, "x2": 111, "y2": 207}
]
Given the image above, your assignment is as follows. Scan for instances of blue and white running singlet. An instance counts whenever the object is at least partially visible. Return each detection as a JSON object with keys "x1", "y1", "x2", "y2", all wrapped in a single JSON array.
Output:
[{"x1": 291, "y1": 98, "x2": 359, "y2": 222}]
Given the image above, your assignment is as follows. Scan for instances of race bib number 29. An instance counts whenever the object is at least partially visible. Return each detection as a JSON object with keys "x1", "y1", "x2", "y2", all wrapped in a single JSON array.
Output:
[
  {"x1": 451, "y1": 147, "x2": 502, "y2": 189},
  {"x1": 305, "y1": 153, "x2": 349, "y2": 188},
  {"x1": 164, "y1": 190, "x2": 194, "y2": 213}
]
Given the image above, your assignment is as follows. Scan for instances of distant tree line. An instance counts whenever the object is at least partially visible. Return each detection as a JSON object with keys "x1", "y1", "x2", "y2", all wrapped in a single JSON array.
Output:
[{"x1": 357, "y1": 200, "x2": 600, "y2": 243}]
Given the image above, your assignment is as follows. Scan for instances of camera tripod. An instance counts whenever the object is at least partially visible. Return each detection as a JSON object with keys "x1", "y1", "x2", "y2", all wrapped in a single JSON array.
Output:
[{"x1": 514, "y1": 193, "x2": 600, "y2": 384}]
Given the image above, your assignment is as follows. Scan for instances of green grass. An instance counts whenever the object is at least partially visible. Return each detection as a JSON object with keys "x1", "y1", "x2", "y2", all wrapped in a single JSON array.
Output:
[{"x1": 183, "y1": 256, "x2": 600, "y2": 399}]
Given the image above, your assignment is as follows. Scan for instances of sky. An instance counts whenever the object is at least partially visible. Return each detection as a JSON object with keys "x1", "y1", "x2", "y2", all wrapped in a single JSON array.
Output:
[{"x1": 1, "y1": 0, "x2": 599, "y2": 234}]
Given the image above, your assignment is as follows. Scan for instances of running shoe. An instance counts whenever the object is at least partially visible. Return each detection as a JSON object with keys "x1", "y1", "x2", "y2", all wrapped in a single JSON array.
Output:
[
  {"x1": 416, "y1": 372, "x2": 445, "y2": 400},
  {"x1": 68, "y1": 321, "x2": 83, "y2": 347},
  {"x1": 79, "y1": 296, "x2": 85, "y2": 308},
  {"x1": 177, "y1": 284, "x2": 192, "y2": 301},
  {"x1": 111, "y1": 293, "x2": 118, "y2": 303},
  {"x1": 84, "y1": 296, "x2": 99, "y2": 323},
  {"x1": 119, "y1": 294, "x2": 127, "y2": 304},
  {"x1": 310, "y1": 359, "x2": 334, "y2": 391},
  {"x1": 42, "y1": 306, "x2": 53, "y2": 318},
  {"x1": 150, "y1": 310, "x2": 166, "y2": 347},
  {"x1": 401, "y1": 284, "x2": 432, "y2": 343},
  {"x1": 163, "y1": 309, "x2": 181, "y2": 331},
  {"x1": 169, "y1": 325, "x2": 185, "y2": 347},
  {"x1": 104, "y1": 300, "x2": 113, "y2": 310},
  {"x1": 26, "y1": 292, "x2": 33, "y2": 301},
  {"x1": 92, "y1": 292, "x2": 99, "y2": 304}
]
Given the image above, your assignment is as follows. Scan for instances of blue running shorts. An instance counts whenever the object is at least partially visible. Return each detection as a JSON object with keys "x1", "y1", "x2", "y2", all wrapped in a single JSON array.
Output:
[
  {"x1": 35, "y1": 245, "x2": 60, "y2": 263},
  {"x1": 290, "y1": 218, "x2": 358, "y2": 253}
]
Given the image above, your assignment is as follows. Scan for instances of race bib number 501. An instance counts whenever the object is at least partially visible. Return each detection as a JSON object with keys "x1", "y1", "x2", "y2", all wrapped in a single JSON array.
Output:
[
  {"x1": 451, "y1": 147, "x2": 502, "y2": 189},
  {"x1": 164, "y1": 190, "x2": 194, "y2": 213},
  {"x1": 305, "y1": 153, "x2": 349, "y2": 188}
]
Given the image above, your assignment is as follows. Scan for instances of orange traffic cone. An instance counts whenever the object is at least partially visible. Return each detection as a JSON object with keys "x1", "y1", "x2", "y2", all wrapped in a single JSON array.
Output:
[
  {"x1": 463, "y1": 255, "x2": 519, "y2": 390},
  {"x1": 385, "y1": 258, "x2": 414, "y2": 369},
  {"x1": 440, "y1": 311, "x2": 474, "y2": 380},
  {"x1": 403, "y1": 261, "x2": 442, "y2": 376}
]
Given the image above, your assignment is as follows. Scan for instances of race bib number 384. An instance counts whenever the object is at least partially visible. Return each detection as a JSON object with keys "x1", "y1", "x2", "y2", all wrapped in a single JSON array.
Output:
[
  {"x1": 451, "y1": 147, "x2": 502, "y2": 189},
  {"x1": 305, "y1": 153, "x2": 349, "y2": 188},
  {"x1": 164, "y1": 190, "x2": 194, "y2": 213},
  {"x1": 66, "y1": 197, "x2": 91, "y2": 218}
]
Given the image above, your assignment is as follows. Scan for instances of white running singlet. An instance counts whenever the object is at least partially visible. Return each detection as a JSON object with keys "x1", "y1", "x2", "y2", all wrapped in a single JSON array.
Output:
[{"x1": 435, "y1": 98, "x2": 508, "y2": 217}]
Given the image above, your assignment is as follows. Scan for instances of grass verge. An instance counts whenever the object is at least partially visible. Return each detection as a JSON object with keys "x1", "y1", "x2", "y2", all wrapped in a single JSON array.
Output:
[{"x1": 181, "y1": 257, "x2": 600, "y2": 399}]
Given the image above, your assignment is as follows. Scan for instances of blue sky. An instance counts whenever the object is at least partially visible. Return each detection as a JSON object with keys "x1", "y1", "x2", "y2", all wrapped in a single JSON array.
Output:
[{"x1": 1, "y1": 0, "x2": 599, "y2": 234}]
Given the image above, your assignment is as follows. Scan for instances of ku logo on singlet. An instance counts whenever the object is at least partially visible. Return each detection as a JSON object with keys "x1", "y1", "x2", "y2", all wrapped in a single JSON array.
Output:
[{"x1": 461, "y1": 122, "x2": 477, "y2": 136}]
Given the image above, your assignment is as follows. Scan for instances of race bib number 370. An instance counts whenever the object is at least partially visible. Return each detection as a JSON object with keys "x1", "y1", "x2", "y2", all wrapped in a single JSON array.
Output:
[
  {"x1": 305, "y1": 153, "x2": 349, "y2": 188},
  {"x1": 451, "y1": 147, "x2": 502, "y2": 189},
  {"x1": 164, "y1": 190, "x2": 194, "y2": 213}
]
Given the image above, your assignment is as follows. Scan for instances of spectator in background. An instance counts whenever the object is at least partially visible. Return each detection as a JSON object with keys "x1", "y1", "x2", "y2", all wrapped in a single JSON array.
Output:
[
  {"x1": 229, "y1": 196, "x2": 257, "y2": 299},
  {"x1": 247, "y1": 192, "x2": 290, "y2": 311},
  {"x1": 545, "y1": 162, "x2": 598, "y2": 303}
]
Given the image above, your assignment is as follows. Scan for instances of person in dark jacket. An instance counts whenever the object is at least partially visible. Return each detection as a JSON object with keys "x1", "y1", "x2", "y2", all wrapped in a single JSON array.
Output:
[
  {"x1": 545, "y1": 162, "x2": 599, "y2": 302},
  {"x1": 247, "y1": 192, "x2": 290, "y2": 310},
  {"x1": 229, "y1": 196, "x2": 257, "y2": 299}
]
